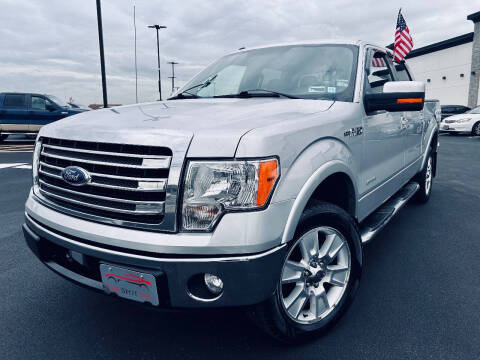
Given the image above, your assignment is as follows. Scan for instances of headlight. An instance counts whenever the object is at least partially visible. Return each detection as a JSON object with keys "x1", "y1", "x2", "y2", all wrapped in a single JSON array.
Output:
[
  {"x1": 454, "y1": 118, "x2": 471, "y2": 123},
  {"x1": 32, "y1": 137, "x2": 42, "y2": 186},
  {"x1": 182, "y1": 158, "x2": 279, "y2": 231}
]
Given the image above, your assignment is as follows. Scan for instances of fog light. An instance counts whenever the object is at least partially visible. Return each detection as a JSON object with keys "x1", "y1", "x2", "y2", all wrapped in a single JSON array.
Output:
[{"x1": 204, "y1": 273, "x2": 224, "y2": 295}]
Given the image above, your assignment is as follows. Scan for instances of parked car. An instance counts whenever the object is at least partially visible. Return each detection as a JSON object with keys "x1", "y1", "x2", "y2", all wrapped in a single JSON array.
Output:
[
  {"x1": 440, "y1": 104, "x2": 470, "y2": 120},
  {"x1": 23, "y1": 40, "x2": 439, "y2": 342},
  {"x1": 0, "y1": 93, "x2": 87, "y2": 142},
  {"x1": 441, "y1": 105, "x2": 480, "y2": 136}
]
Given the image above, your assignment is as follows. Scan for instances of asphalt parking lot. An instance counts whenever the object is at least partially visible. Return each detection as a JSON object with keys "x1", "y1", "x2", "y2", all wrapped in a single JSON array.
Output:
[{"x1": 1, "y1": 134, "x2": 479, "y2": 359}]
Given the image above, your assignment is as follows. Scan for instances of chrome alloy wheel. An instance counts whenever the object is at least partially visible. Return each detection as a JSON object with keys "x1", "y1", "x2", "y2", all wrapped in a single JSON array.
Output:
[
  {"x1": 425, "y1": 156, "x2": 433, "y2": 195},
  {"x1": 280, "y1": 226, "x2": 351, "y2": 324}
]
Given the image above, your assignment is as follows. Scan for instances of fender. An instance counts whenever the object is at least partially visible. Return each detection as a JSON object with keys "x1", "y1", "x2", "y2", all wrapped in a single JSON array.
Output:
[
  {"x1": 421, "y1": 126, "x2": 439, "y2": 171},
  {"x1": 281, "y1": 159, "x2": 358, "y2": 244}
]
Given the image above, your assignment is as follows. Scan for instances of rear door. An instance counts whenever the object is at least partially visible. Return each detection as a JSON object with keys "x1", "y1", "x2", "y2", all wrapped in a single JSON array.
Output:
[
  {"x1": 360, "y1": 48, "x2": 405, "y2": 215},
  {"x1": 392, "y1": 61, "x2": 423, "y2": 172},
  {"x1": 28, "y1": 95, "x2": 66, "y2": 131},
  {"x1": 0, "y1": 94, "x2": 29, "y2": 132}
]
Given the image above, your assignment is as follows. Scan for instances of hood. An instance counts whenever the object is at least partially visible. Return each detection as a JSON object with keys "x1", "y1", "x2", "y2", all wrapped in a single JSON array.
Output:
[{"x1": 40, "y1": 98, "x2": 333, "y2": 157}]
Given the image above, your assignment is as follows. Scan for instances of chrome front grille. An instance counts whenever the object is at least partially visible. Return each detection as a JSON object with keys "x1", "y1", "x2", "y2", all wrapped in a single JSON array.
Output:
[
  {"x1": 444, "y1": 119, "x2": 456, "y2": 124},
  {"x1": 37, "y1": 137, "x2": 173, "y2": 229}
]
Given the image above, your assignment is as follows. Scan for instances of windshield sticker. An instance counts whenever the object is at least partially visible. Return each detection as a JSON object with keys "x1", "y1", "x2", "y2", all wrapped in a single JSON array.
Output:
[
  {"x1": 327, "y1": 87, "x2": 337, "y2": 94},
  {"x1": 308, "y1": 86, "x2": 326, "y2": 93}
]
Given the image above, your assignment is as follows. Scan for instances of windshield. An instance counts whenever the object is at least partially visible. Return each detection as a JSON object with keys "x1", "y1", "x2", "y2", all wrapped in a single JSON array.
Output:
[
  {"x1": 177, "y1": 44, "x2": 359, "y2": 101},
  {"x1": 47, "y1": 95, "x2": 68, "y2": 107},
  {"x1": 467, "y1": 106, "x2": 480, "y2": 114}
]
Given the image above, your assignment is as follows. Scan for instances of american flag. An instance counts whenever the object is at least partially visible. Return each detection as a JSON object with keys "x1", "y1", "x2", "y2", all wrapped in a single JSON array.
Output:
[
  {"x1": 372, "y1": 57, "x2": 387, "y2": 67},
  {"x1": 394, "y1": 9, "x2": 413, "y2": 63}
]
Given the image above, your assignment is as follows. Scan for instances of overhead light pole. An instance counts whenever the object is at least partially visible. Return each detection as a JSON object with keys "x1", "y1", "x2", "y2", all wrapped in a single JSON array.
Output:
[
  {"x1": 167, "y1": 61, "x2": 178, "y2": 93},
  {"x1": 148, "y1": 24, "x2": 167, "y2": 101},
  {"x1": 96, "y1": 0, "x2": 108, "y2": 108}
]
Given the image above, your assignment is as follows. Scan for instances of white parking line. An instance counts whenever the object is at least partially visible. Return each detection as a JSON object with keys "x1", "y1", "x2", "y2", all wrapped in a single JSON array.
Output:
[{"x1": 0, "y1": 163, "x2": 32, "y2": 170}]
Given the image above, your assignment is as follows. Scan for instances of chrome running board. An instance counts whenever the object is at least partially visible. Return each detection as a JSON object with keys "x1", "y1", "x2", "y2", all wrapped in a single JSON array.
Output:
[{"x1": 360, "y1": 182, "x2": 420, "y2": 244}]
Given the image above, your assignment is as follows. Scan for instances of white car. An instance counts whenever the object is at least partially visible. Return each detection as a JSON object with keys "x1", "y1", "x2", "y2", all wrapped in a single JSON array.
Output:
[{"x1": 441, "y1": 106, "x2": 480, "y2": 136}]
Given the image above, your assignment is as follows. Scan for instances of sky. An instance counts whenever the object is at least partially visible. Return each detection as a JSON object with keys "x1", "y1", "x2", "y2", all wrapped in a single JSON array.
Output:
[{"x1": 0, "y1": 0, "x2": 479, "y2": 106}]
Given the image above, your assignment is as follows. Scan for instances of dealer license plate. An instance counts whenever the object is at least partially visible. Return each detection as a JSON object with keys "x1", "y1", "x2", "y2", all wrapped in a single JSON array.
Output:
[{"x1": 100, "y1": 264, "x2": 159, "y2": 306}]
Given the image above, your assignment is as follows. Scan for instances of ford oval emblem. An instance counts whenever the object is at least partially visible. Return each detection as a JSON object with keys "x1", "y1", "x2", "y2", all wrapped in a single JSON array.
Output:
[{"x1": 61, "y1": 166, "x2": 91, "y2": 186}]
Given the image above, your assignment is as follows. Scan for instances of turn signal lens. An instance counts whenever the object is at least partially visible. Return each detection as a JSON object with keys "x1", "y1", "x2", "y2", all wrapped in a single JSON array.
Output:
[
  {"x1": 397, "y1": 98, "x2": 423, "y2": 104},
  {"x1": 257, "y1": 159, "x2": 279, "y2": 206}
]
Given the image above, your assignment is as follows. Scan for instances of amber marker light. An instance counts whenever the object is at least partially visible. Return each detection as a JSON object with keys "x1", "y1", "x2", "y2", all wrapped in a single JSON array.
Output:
[
  {"x1": 257, "y1": 159, "x2": 279, "y2": 206},
  {"x1": 397, "y1": 98, "x2": 423, "y2": 104}
]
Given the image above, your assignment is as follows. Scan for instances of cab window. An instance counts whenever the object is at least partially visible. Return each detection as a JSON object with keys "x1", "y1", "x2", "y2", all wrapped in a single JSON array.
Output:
[
  {"x1": 31, "y1": 95, "x2": 47, "y2": 110},
  {"x1": 365, "y1": 51, "x2": 393, "y2": 94},
  {"x1": 3, "y1": 94, "x2": 26, "y2": 107}
]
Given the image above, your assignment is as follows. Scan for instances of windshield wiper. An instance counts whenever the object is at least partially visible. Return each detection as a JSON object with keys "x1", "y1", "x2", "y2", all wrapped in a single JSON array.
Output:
[
  {"x1": 168, "y1": 74, "x2": 217, "y2": 100},
  {"x1": 213, "y1": 89, "x2": 299, "y2": 99}
]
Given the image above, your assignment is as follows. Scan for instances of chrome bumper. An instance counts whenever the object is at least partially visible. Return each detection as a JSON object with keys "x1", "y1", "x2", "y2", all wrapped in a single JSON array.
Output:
[{"x1": 23, "y1": 213, "x2": 287, "y2": 308}]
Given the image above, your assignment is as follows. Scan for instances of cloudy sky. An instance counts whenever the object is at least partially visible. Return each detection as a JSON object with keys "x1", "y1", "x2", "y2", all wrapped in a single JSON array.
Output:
[{"x1": 0, "y1": 0, "x2": 478, "y2": 106}]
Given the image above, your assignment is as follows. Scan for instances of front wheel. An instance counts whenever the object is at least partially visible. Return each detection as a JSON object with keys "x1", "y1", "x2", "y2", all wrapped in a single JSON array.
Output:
[
  {"x1": 472, "y1": 122, "x2": 480, "y2": 136},
  {"x1": 248, "y1": 202, "x2": 362, "y2": 343}
]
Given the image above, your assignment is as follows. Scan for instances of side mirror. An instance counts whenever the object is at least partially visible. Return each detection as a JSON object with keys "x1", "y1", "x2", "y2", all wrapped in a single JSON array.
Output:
[
  {"x1": 45, "y1": 103, "x2": 57, "y2": 112},
  {"x1": 365, "y1": 81, "x2": 425, "y2": 113}
]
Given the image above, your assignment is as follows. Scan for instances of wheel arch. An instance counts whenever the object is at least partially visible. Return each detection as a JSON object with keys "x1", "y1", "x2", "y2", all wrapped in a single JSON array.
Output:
[{"x1": 281, "y1": 161, "x2": 358, "y2": 244}]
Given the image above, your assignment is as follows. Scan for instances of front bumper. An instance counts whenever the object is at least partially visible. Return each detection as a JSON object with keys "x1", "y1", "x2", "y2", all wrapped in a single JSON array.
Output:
[
  {"x1": 440, "y1": 123, "x2": 472, "y2": 132},
  {"x1": 23, "y1": 213, "x2": 287, "y2": 308}
]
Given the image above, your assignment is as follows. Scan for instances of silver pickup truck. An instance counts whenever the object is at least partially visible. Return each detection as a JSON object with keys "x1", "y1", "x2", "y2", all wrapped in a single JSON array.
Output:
[{"x1": 23, "y1": 40, "x2": 439, "y2": 342}]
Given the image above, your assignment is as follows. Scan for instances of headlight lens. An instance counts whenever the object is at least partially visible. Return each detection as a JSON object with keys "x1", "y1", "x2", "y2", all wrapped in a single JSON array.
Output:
[
  {"x1": 32, "y1": 137, "x2": 42, "y2": 186},
  {"x1": 454, "y1": 118, "x2": 471, "y2": 123},
  {"x1": 182, "y1": 158, "x2": 279, "y2": 231}
]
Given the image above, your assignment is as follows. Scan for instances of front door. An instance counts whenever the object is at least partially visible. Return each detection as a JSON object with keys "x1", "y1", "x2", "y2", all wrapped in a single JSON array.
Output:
[{"x1": 359, "y1": 49, "x2": 405, "y2": 217}]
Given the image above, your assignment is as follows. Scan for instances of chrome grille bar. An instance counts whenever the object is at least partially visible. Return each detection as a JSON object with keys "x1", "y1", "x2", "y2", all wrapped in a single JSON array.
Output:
[
  {"x1": 39, "y1": 163, "x2": 167, "y2": 192},
  {"x1": 38, "y1": 187, "x2": 163, "y2": 215},
  {"x1": 39, "y1": 180, "x2": 164, "y2": 207},
  {"x1": 37, "y1": 137, "x2": 173, "y2": 228},
  {"x1": 41, "y1": 150, "x2": 171, "y2": 169},
  {"x1": 42, "y1": 144, "x2": 170, "y2": 160}
]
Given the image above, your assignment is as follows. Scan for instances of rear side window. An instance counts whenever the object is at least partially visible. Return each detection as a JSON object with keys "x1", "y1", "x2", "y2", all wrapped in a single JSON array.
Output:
[
  {"x1": 393, "y1": 62, "x2": 412, "y2": 81},
  {"x1": 3, "y1": 94, "x2": 26, "y2": 107}
]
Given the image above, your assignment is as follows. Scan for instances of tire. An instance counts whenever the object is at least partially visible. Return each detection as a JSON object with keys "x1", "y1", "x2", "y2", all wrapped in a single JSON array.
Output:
[
  {"x1": 248, "y1": 202, "x2": 362, "y2": 343},
  {"x1": 472, "y1": 122, "x2": 480, "y2": 136},
  {"x1": 413, "y1": 152, "x2": 433, "y2": 204}
]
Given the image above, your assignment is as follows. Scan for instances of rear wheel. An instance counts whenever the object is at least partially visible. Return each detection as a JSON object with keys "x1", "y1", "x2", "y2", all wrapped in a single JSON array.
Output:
[
  {"x1": 413, "y1": 152, "x2": 433, "y2": 203},
  {"x1": 248, "y1": 202, "x2": 362, "y2": 343},
  {"x1": 472, "y1": 122, "x2": 480, "y2": 136}
]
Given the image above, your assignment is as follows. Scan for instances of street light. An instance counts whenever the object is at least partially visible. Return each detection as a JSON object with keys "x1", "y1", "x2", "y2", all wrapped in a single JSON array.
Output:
[
  {"x1": 148, "y1": 24, "x2": 167, "y2": 101},
  {"x1": 96, "y1": 0, "x2": 108, "y2": 108},
  {"x1": 167, "y1": 61, "x2": 178, "y2": 93}
]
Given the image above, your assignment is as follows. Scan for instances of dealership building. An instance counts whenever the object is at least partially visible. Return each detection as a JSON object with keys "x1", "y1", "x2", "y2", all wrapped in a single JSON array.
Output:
[{"x1": 400, "y1": 11, "x2": 480, "y2": 108}]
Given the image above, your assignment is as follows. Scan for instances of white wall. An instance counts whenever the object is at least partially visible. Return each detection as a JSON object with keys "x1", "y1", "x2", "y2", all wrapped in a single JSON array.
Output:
[{"x1": 406, "y1": 42, "x2": 472, "y2": 106}]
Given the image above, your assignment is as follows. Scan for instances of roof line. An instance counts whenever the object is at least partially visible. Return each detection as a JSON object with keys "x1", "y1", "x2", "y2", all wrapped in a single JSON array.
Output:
[{"x1": 386, "y1": 32, "x2": 474, "y2": 59}]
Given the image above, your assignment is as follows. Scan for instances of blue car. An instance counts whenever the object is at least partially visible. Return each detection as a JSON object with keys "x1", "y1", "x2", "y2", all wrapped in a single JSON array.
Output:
[{"x1": 0, "y1": 93, "x2": 88, "y2": 142}]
